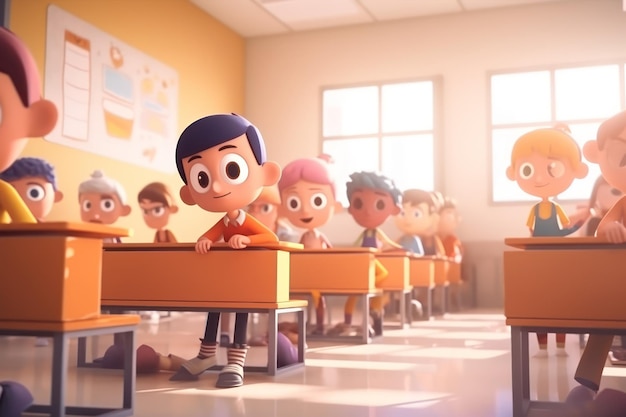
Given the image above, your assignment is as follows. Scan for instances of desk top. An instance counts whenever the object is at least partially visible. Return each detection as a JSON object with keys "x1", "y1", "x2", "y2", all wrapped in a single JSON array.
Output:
[
  {"x1": 103, "y1": 241, "x2": 303, "y2": 252},
  {"x1": 0, "y1": 314, "x2": 140, "y2": 332},
  {"x1": 101, "y1": 299, "x2": 309, "y2": 310},
  {"x1": 505, "y1": 236, "x2": 626, "y2": 250},
  {"x1": 0, "y1": 221, "x2": 131, "y2": 238},
  {"x1": 291, "y1": 247, "x2": 377, "y2": 254}
]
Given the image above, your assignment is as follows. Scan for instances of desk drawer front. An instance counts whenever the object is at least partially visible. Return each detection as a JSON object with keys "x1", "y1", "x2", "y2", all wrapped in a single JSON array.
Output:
[
  {"x1": 102, "y1": 249, "x2": 289, "y2": 303},
  {"x1": 504, "y1": 249, "x2": 626, "y2": 321}
]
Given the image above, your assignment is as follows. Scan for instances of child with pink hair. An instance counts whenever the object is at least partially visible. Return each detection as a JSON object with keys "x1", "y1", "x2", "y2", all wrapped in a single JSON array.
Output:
[{"x1": 278, "y1": 155, "x2": 341, "y2": 334}]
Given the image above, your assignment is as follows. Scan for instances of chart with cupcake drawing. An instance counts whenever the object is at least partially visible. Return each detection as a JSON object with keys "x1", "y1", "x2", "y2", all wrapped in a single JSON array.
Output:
[{"x1": 44, "y1": 5, "x2": 179, "y2": 173}]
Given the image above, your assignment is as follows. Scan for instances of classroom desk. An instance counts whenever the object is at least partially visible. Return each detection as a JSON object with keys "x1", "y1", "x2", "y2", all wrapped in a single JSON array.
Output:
[
  {"x1": 376, "y1": 252, "x2": 412, "y2": 328},
  {"x1": 408, "y1": 256, "x2": 435, "y2": 320},
  {"x1": 0, "y1": 221, "x2": 130, "y2": 322},
  {"x1": 0, "y1": 315, "x2": 139, "y2": 417},
  {"x1": 504, "y1": 237, "x2": 626, "y2": 417},
  {"x1": 99, "y1": 242, "x2": 307, "y2": 376},
  {"x1": 289, "y1": 248, "x2": 382, "y2": 344}
]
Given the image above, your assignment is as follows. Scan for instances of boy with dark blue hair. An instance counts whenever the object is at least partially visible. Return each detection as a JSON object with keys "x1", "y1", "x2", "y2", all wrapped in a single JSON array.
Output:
[
  {"x1": 0, "y1": 157, "x2": 63, "y2": 222},
  {"x1": 172, "y1": 113, "x2": 281, "y2": 388}
]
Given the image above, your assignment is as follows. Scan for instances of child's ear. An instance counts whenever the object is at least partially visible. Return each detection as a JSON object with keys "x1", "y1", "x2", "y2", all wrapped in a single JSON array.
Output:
[
  {"x1": 391, "y1": 205, "x2": 401, "y2": 216},
  {"x1": 506, "y1": 165, "x2": 516, "y2": 181},
  {"x1": 261, "y1": 161, "x2": 281, "y2": 186},
  {"x1": 333, "y1": 201, "x2": 343, "y2": 213},
  {"x1": 583, "y1": 141, "x2": 600, "y2": 163},
  {"x1": 575, "y1": 162, "x2": 589, "y2": 179},
  {"x1": 169, "y1": 205, "x2": 179, "y2": 214},
  {"x1": 179, "y1": 185, "x2": 196, "y2": 206},
  {"x1": 27, "y1": 99, "x2": 58, "y2": 138},
  {"x1": 121, "y1": 205, "x2": 131, "y2": 216},
  {"x1": 54, "y1": 190, "x2": 64, "y2": 203}
]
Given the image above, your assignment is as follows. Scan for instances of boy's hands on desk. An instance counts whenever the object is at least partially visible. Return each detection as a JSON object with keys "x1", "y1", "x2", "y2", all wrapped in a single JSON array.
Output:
[
  {"x1": 228, "y1": 234, "x2": 251, "y2": 249},
  {"x1": 600, "y1": 222, "x2": 626, "y2": 243},
  {"x1": 195, "y1": 237, "x2": 213, "y2": 254}
]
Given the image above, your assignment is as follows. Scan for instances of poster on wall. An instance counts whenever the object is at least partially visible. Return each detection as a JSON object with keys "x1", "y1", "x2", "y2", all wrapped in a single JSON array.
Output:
[{"x1": 44, "y1": 4, "x2": 179, "y2": 173}]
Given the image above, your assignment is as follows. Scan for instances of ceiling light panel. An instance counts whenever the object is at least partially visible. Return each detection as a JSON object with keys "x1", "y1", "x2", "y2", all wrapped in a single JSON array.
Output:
[
  {"x1": 460, "y1": 0, "x2": 570, "y2": 11},
  {"x1": 258, "y1": 0, "x2": 373, "y2": 31},
  {"x1": 359, "y1": 0, "x2": 462, "y2": 21},
  {"x1": 189, "y1": 0, "x2": 290, "y2": 37}
]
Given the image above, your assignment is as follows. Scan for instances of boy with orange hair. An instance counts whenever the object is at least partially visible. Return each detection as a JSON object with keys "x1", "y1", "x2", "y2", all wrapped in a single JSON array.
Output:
[{"x1": 507, "y1": 125, "x2": 589, "y2": 357}]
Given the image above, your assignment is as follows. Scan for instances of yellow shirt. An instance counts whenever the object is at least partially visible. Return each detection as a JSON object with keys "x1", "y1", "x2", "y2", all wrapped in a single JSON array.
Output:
[{"x1": 0, "y1": 179, "x2": 36, "y2": 224}]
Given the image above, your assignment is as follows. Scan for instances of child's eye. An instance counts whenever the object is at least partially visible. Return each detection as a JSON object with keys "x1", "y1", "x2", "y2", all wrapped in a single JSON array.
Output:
[
  {"x1": 261, "y1": 204, "x2": 273, "y2": 214},
  {"x1": 310, "y1": 193, "x2": 328, "y2": 209},
  {"x1": 547, "y1": 161, "x2": 565, "y2": 178},
  {"x1": 101, "y1": 198, "x2": 116, "y2": 212},
  {"x1": 189, "y1": 163, "x2": 211, "y2": 193},
  {"x1": 376, "y1": 199, "x2": 385, "y2": 210},
  {"x1": 26, "y1": 184, "x2": 46, "y2": 202},
  {"x1": 286, "y1": 196, "x2": 301, "y2": 211},
  {"x1": 220, "y1": 154, "x2": 249, "y2": 185},
  {"x1": 519, "y1": 162, "x2": 534, "y2": 180}
]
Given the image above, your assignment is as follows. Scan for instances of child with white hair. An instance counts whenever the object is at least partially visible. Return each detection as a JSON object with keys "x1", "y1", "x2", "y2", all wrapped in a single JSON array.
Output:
[{"x1": 78, "y1": 170, "x2": 131, "y2": 242}]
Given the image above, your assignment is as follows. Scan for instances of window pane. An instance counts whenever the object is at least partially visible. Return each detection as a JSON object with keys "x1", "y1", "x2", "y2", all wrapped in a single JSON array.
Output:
[
  {"x1": 381, "y1": 134, "x2": 434, "y2": 192},
  {"x1": 322, "y1": 137, "x2": 378, "y2": 206},
  {"x1": 381, "y1": 82, "x2": 433, "y2": 133},
  {"x1": 492, "y1": 127, "x2": 541, "y2": 203},
  {"x1": 491, "y1": 71, "x2": 551, "y2": 125},
  {"x1": 555, "y1": 65, "x2": 621, "y2": 120},
  {"x1": 323, "y1": 87, "x2": 378, "y2": 137},
  {"x1": 558, "y1": 123, "x2": 602, "y2": 201}
]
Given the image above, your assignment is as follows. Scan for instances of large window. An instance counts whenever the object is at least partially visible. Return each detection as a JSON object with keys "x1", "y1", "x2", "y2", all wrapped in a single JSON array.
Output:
[
  {"x1": 322, "y1": 79, "x2": 439, "y2": 206},
  {"x1": 490, "y1": 64, "x2": 625, "y2": 203}
]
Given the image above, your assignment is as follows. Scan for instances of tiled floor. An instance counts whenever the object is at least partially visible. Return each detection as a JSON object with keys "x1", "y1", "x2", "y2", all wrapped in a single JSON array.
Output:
[{"x1": 2, "y1": 310, "x2": 626, "y2": 417}]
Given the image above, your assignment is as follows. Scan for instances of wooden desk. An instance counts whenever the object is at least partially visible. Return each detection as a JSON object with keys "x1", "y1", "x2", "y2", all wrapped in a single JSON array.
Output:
[
  {"x1": 408, "y1": 256, "x2": 435, "y2": 319},
  {"x1": 290, "y1": 248, "x2": 382, "y2": 343},
  {"x1": 0, "y1": 315, "x2": 139, "y2": 417},
  {"x1": 0, "y1": 222, "x2": 130, "y2": 322},
  {"x1": 504, "y1": 237, "x2": 626, "y2": 417},
  {"x1": 376, "y1": 252, "x2": 412, "y2": 328},
  {"x1": 100, "y1": 242, "x2": 306, "y2": 375}
]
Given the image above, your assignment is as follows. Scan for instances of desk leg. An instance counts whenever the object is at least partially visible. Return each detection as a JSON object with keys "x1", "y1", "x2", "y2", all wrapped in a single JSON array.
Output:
[
  {"x1": 511, "y1": 326, "x2": 530, "y2": 417},
  {"x1": 50, "y1": 333, "x2": 68, "y2": 417},
  {"x1": 77, "y1": 336, "x2": 87, "y2": 367},
  {"x1": 267, "y1": 309, "x2": 278, "y2": 376},
  {"x1": 361, "y1": 295, "x2": 369, "y2": 344},
  {"x1": 297, "y1": 308, "x2": 305, "y2": 364},
  {"x1": 399, "y1": 291, "x2": 407, "y2": 328},
  {"x1": 121, "y1": 329, "x2": 136, "y2": 410}
]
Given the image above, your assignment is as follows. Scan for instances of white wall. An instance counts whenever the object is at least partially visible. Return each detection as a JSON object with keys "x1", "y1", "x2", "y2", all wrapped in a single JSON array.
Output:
[{"x1": 244, "y1": 0, "x2": 626, "y2": 248}]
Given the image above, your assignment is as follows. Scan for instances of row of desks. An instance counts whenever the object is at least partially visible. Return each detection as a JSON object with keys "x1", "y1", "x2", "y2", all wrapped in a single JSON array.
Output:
[{"x1": 0, "y1": 222, "x2": 460, "y2": 325}]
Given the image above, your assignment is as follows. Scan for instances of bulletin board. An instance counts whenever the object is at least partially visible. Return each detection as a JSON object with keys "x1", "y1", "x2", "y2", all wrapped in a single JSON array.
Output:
[{"x1": 44, "y1": 4, "x2": 179, "y2": 173}]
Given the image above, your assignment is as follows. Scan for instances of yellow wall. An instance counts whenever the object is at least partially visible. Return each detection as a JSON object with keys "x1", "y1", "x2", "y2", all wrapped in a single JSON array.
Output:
[{"x1": 9, "y1": 0, "x2": 244, "y2": 242}]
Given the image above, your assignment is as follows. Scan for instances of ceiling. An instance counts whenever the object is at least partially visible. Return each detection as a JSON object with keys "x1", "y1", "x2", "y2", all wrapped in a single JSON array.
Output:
[{"x1": 189, "y1": 0, "x2": 578, "y2": 38}]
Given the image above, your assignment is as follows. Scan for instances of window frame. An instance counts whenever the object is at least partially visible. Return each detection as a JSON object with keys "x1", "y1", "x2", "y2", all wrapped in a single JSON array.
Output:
[
  {"x1": 319, "y1": 76, "x2": 444, "y2": 206},
  {"x1": 487, "y1": 61, "x2": 626, "y2": 205}
]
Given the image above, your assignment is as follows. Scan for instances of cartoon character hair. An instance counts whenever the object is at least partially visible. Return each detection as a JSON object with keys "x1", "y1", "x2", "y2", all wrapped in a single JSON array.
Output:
[
  {"x1": 346, "y1": 171, "x2": 402, "y2": 206},
  {"x1": 78, "y1": 170, "x2": 128, "y2": 204},
  {"x1": 0, "y1": 27, "x2": 42, "y2": 107},
  {"x1": 401, "y1": 189, "x2": 443, "y2": 214},
  {"x1": 509, "y1": 124, "x2": 584, "y2": 170},
  {"x1": 440, "y1": 195, "x2": 457, "y2": 212},
  {"x1": 137, "y1": 182, "x2": 176, "y2": 207},
  {"x1": 278, "y1": 154, "x2": 336, "y2": 199},
  {"x1": 596, "y1": 110, "x2": 626, "y2": 151},
  {"x1": 175, "y1": 113, "x2": 266, "y2": 183},
  {"x1": 0, "y1": 157, "x2": 58, "y2": 190}
]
